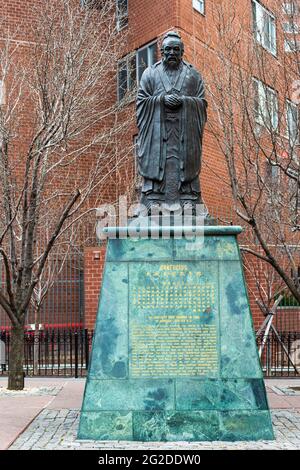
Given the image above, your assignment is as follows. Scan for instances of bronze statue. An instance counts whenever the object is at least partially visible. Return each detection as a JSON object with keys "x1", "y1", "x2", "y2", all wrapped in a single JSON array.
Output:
[{"x1": 136, "y1": 31, "x2": 207, "y2": 214}]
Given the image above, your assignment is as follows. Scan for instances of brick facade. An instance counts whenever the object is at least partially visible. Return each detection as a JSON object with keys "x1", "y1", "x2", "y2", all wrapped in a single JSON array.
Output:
[
  {"x1": 83, "y1": 0, "x2": 300, "y2": 331},
  {"x1": 1, "y1": 0, "x2": 298, "y2": 332},
  {"x1": 84, "y1": 246, "x2": 106, "y2": 330}
]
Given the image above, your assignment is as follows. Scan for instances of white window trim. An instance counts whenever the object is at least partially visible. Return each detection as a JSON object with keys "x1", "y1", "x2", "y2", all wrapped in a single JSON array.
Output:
[
  {"x1": 252, "y1": 0, "x2": 277, "y2": 56},
  {"x1": 267, "y1": 162, "x2": 280, "y2": 183},
  {"x1": 287, "y1": 167, "x2": 299, "y2": 179},
  {"x1": 283, "y1": 21, "x2": 299, "y2": 34},
  {"x1": 117, "y1": 54, "x2": 134, "y2": 102},
  {"x1": 286, "y1": 99, "x2": 299, "y2": 144},
  {"x1": 116, "y1": 0, "x2": 128, "y2": 32},
  {"x1": 193, "y1": 0, "x2": 205, "y2": 15},
  {"x1": 117, "y1": 41, "x2": 157, "y2": 101},
  {"x1": 254, "y1": 78, "x2": 278, "y2": 131},
  {"x1": 282, "y1": 2, "x2": 299, "y2": 16},
  {"x1": 284, "y1": 38, "x2": 300, "y2": 52},
  {"x1": 136, "y1": 40, "x2": 157, "y2": 84},
  {"x1": 0, "y1": 80, "x2": 5, "y2": 105}
]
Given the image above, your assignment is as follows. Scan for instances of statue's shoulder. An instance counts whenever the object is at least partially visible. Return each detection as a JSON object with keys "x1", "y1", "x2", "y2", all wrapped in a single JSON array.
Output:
[
  {"x1": 141, "y1": 61, "x2": 161, "y2": 79},
  {"x1": 152, "y1": 60, "x2": 162, "y2": 69},
  {"x1": 183, "y1": 61, "x2": 201, "y2": 77},
  {"x1": 183, "y1": 60, "x2": 194, "y2": 68}
]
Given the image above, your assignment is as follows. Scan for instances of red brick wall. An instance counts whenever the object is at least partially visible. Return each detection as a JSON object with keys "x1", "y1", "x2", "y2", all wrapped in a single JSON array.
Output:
[
  {"x1": 2, "y1": 0, "x2": 296, "y2": 331},
  {"x1": 244, "y1": 264, "x2": 266, "y2": 330},
  {"x1": 84, "y1": 246, "x2": 106, "y2": 330}
]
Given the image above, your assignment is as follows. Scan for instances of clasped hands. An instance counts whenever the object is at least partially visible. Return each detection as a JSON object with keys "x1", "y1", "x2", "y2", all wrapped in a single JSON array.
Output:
[{"x1": 164, "y1": 93, "x2": 183, "y2": 109}]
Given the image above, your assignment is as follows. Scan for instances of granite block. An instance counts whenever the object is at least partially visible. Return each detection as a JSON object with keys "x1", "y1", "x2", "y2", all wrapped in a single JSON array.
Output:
[
  {"x1": 82, "y1": 378, "x2": 174, "y2": 411},
  {"x1": 106, "y1": 238, "x2": 173, "y2": 262},
  {"x1": 174, "y1": 236, "x2": 239, "y2": 261},
  {"x1": 219, "y1": 260, "x2": 262, "y2": 379},
  {"x1": 132, "y1": 411, "x2": 220, "y2": 441},
  {"x1": 88, "y1": 263, "x2": 129, "y2": 380},
  {"x1": 219, "y1": 410, "x2": 275, "y2": 441},
  {"x1": 78, "y1": 412, "x2": 132, "y2": 440},
  {"x1": 176, "y1": 379, "x2": 268, "y2": 411}
]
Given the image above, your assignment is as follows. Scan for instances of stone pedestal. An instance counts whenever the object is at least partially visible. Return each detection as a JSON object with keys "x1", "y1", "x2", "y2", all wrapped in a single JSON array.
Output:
[{"x1": 78, "y1": 226, "x2": 274, "y2": 441}]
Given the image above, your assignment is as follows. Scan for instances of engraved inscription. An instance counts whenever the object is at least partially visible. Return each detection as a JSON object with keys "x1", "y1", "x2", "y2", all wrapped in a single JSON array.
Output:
[
  {"x1": 130, "y1": 263, "x2": 218, "y2": 378},
  {"x1": 131, "y1": 323, "x2": 217, "y2": 377}
]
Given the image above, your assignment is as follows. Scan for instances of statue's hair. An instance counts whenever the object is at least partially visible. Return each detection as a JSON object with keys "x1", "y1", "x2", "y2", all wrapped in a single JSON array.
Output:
[{"x1": 161, "y1": 31, "x2": 184, "y2": 50}]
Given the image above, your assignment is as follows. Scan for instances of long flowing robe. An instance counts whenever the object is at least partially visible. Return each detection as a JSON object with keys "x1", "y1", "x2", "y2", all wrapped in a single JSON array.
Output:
[{"x1": 136, "y1": 60, "x2": 207, "y2": 191}]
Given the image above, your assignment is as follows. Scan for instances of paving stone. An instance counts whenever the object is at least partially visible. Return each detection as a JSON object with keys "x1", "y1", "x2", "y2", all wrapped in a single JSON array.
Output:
[{"x1": 7, "y1": 408, "x2": 300, "y2": 450}]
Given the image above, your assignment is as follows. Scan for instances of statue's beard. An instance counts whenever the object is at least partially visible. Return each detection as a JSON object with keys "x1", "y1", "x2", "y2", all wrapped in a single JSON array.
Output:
[{"x1": 163, "y1": 57, "x2": 182, "y2": 69}]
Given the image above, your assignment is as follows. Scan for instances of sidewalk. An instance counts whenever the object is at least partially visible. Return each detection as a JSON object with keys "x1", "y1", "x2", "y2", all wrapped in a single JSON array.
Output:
[
  {"x1": 1, "y1": 377, "x2": 300, "y2": 450},
  {"x1": 0, "y1": 377, "x2": 85, "y2": 450}
]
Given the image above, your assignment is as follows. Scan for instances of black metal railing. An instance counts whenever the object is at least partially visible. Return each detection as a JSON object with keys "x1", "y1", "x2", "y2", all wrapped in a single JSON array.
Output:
[
  {"x1": 1, "y1": 329, "x2": 299, "y2": 378},
  {"x1": 256, "y1": 331, "x2": 300, "y2": 377},
  {"x1": 0, "y1": 329, "x2": 94, "y2": 378}
]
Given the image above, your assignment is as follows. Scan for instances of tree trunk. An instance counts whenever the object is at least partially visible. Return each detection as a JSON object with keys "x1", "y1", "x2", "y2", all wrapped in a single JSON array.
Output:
[
  {"x1": 8, "y1": 324, "x2": 25, "y2": 390},
  {"x1": 33, "y1": 328, "x2": 40, "y2": 376},
  {"x1": 33, "y1": 307, "x2": 40, "y2": 376}
]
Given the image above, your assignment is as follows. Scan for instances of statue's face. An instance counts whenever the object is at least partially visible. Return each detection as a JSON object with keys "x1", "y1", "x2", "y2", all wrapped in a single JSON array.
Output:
[{"x1": 161, "y1": 37, "x2": 183, "y2": 67}]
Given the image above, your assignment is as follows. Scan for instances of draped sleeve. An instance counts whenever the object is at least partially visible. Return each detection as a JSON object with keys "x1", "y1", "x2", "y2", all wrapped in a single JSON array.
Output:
[
  {"x1": 136, "y1": 66, "x2": 165, "y2": 181},
  {"x1": 180, "y1": 70, "x2": 208, "y2": 182}
]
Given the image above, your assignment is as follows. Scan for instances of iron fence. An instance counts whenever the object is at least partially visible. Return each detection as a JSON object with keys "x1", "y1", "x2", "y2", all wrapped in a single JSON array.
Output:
[
  {"x1": 257, "y1": 331, "x2": 300, "y2": 377},
  {"x1": 0, "y1": 329, "x2": 299, "y2": 378},
  {"x1": 0, "y1": 329, "x2": 94, "y2": 378}
]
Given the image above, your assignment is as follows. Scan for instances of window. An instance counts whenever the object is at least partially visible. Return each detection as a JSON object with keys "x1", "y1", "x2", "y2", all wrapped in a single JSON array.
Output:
[
  {"x1": 117, "y1": 41, "x2": 157, "y2": 101},
  {"x1": 0, "y1": 81, "x2": 4, "y2": 105},
  {"x1": 137, "y1": 42, "x2": 157, "y2": 82},
  {"x1": 117, "y1": 54, "x2": 136, "y2": 101},
  {"x1": 254, "y1": 79, "x2": 278, "y2": 130},
  {"x1": 282, "y1": 2, "x2": 299, "y2": 16},
  {"x1": 193, "y1": 0, "x2": 205, "y2": 15},
  {"x1": 80, "y1": 0, "x2": 103, "y2": 8},
  {"x1": 287, "y1": 168, "x2": 300, "y2": 210},
  {"x1": 116, "y1": 0, "x2": 128, "y2": 31},
  {"x1": 252, "y1": 0, "x2": 277, "y2": 55},
  {"x1": 266, "y1": 161, "x2": 280, "y2": 184},
  {"x1": 285, "y1": 38, "x2": 300, "y2": 52},
  {"x1": 283, "y1": 21, "x2": 299, "y2": 33},
  {"x1": 286, "y1": 100, "x2": 299, "y2": 145}
]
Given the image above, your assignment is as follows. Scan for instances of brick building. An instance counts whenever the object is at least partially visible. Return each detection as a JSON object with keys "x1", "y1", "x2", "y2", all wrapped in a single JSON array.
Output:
[
  {"x1": 1, "y1": 0, "x2": 300, "y2": 334},
  {"x1": 85, "y1": 0, "x2": 300, "y2": 332}
]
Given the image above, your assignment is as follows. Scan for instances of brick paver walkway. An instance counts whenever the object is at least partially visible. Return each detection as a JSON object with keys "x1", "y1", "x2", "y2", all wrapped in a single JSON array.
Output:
[
  {"x1": 1, "y1": 378, "x2": 300, "y2": 450},
  {"x1": 9, "y1": 409, "x2": 300, "y2": 450}
]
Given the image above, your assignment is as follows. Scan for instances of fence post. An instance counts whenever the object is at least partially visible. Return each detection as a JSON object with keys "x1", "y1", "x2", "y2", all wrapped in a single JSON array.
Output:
[
  {"x1": 85, "y1": 329, "x2": 89, "y2": 371},
  {"x1": 74, "y1": 330, "x2": 78, "y2": 379}
]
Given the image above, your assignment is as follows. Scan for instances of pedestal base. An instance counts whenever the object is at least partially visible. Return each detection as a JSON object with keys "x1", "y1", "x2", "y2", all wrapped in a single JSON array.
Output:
[{"x1": 78, "y1": 227, "x2": 274, "y2": 441}]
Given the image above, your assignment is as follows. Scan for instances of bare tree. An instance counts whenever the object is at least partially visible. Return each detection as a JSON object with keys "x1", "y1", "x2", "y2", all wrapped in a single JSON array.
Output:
[
  {"x1": 203, "y1": 0, "x2": 300, "y2": 306},
  {"x1": 0, "y1": 0, "x2": 134, "y2": 389}
]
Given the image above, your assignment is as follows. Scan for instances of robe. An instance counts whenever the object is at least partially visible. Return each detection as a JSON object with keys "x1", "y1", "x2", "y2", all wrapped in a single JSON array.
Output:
[{"x1": 136, "y1": 60, "x2": 207, "y2": 195}]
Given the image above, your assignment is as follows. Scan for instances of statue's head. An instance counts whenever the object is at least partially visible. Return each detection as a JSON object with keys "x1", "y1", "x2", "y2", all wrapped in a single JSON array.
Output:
[{"x1": 161, "y1": 31, "x2": 184, "y2": 68}]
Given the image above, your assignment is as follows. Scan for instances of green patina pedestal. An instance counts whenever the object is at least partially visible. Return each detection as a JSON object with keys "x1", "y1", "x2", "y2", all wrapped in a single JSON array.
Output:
[{"x1": 78, "y1": 226, "x2": 274, "y2": 441}]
